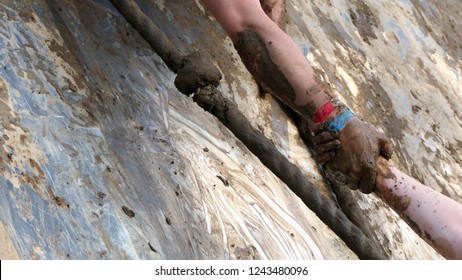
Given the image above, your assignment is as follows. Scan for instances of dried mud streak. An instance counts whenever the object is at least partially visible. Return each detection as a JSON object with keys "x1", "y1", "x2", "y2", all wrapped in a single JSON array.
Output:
[
  {"x1": 411, "y1": 0, "x2": 462, "y2": 65},
  {"x1": 0, "y1": 77, "x2": 47, "y2": 192},
  {"x1": 192, "y1": 85, "x2": 385, "y2": 260},
  {"x1": 349, "y1": 0, "x2": 378, "y2": 45},
  {"x1": 122, "y1": 206, "x2": 135, "y2": 218}
]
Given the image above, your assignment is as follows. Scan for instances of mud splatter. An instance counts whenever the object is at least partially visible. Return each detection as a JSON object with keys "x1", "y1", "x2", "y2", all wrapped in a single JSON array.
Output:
[{"x1": 122, "y1": 206, "x2": 135, "y2": 218}]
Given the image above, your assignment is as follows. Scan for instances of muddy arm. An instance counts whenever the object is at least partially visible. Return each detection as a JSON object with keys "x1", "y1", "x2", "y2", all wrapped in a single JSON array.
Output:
[{"x1": 375, "y1": 160, "x2": 462, "y2": 259}]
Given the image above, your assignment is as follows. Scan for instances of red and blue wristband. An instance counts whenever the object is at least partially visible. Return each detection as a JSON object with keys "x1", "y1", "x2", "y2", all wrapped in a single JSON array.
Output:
[{"x1": 313, "y1": 101, "x2": 355, "y2": 132}]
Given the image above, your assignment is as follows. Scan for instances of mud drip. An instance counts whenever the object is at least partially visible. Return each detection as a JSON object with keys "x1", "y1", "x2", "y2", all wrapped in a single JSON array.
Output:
[{"x1": 109, "y1": 0, "x2": 386, "y2": 259}]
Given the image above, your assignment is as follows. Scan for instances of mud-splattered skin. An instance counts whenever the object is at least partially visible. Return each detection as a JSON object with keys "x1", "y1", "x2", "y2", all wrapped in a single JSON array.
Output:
[
  {"x1": 235, "y1": 29, "x2": 318, "y2": 116},
  {"x1": 377, "y1": 188, "x2": 458, "y2": 260},
  {"x1": 376, "y1": 166, "x2": 462, "y2": 259},
  {"x1": 235, "y1": 30, "x2": 339, "y2": 118}
]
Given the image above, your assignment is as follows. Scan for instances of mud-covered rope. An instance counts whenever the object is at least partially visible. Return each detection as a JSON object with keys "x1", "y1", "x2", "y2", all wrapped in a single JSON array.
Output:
[{"x1": 109, "y1": 0, "x2": 185, "y2": 72}]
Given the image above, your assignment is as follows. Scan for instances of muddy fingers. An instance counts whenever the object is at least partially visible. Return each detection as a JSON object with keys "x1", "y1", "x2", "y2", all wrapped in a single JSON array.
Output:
[
  {"x1": 314, "y1": 140, "x2": 340, "y2": 163},
  {"x1": 312, "y1": 113, "x2": 393, "y2": 194}
]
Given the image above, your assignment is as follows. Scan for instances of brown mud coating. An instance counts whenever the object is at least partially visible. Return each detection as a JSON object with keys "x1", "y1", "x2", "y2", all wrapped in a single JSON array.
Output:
[
  {"x1": 235, "y1": 30, "x2": 321, "y2": 117},
  {"x1": 376, "y1": 186, "x2": 411, "y2": 214},
  {"x1": 375, "y1": 185, "x2": 427, "y2": 244},
  {"x1": 321, "y1": 119, "x2": 393, "y2": 193},
  {"x1": 174, "y1": 52, "x2": 222, "y2": 95},
  {"x1": 193, "y1": 85, "x2": 230, "y2": 122},
  {"x1": 374, "y1": 162, "x2": 402, "y2": 211},
  {"x1": 376, "y1": 160, "x2": 396, "y2": 181},
  {"x1": 348, "y1": 0, "x2": 378, "y2": 45}
]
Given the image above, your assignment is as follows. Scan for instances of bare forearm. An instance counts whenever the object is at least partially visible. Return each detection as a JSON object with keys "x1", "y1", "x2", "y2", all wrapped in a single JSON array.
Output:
[
  {"x1": 201, "y1": 0, "x2": 329, "y2": 118},
  {"x1": 375, "y1": 163, "x2": 462, "y2": 259}
]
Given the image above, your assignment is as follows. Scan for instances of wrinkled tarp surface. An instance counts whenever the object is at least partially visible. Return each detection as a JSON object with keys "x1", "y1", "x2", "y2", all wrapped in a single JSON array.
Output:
[{"x1": 0, "y1": 0, "x2": 460, "y2": 259}]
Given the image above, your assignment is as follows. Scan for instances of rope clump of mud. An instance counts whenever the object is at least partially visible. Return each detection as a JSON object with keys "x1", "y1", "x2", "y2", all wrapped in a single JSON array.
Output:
[{"x1": 109, "y1": 0, "x2": 386, "y2": 260}]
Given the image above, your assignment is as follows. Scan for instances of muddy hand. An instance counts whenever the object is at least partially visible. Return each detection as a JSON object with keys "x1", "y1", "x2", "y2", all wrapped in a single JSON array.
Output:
[{"x1": 312, "y1": 112, "x2": 393, "y2": 194}]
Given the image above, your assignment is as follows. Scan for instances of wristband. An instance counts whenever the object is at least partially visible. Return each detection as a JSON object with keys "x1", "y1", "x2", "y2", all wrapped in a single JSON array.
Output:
[
  {"x1": 313, "y1": 101, "x2": 335, "y2": 123},
  {"x1": 327, "y1": 109, "x2": 355, "y2": 132}
]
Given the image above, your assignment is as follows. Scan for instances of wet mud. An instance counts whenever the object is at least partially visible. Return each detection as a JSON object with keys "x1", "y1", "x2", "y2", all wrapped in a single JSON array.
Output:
[
  {"x1": 235, "y1": 30, "x2": 300, "y2": 112},
  {"x1": 174, "y1": 52, "x2": 222, "y2": 95}
]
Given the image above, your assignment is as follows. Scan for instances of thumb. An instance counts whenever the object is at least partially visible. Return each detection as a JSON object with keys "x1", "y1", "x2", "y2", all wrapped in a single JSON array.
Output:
[{"x1": 378, "y1": 135, "x2": 394, "y2": 160}]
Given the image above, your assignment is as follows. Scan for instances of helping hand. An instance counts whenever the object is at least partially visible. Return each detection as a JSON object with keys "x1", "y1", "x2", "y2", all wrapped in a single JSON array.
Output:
[{"x1": 312, "y1": 115, "x2": 393, "y2": 194}]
